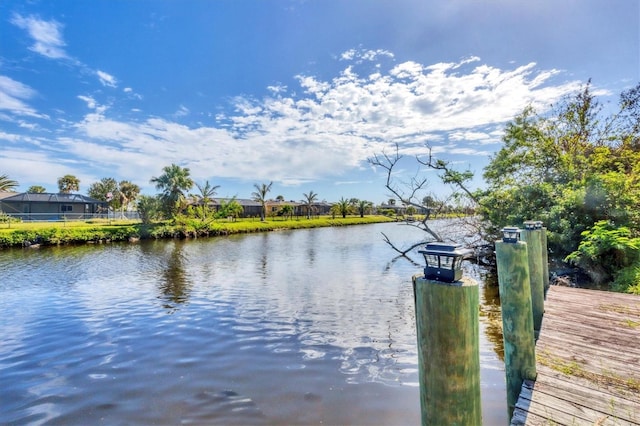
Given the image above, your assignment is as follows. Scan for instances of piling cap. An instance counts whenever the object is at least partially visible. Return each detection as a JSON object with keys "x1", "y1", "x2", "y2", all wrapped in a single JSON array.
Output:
[
  {"x1": 524, "y1": 220, "x2": 543, "y2": 230},
  {"x1": 501, "y1": 227, "x2": 520, "y2": 243},
  {"x1": 418, "y1": 243, "x2": 471, "y2": 283}
]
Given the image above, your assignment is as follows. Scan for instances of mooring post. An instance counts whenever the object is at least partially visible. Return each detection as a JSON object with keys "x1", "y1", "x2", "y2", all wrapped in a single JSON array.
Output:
[
  {"x1": 413, "y1": 243, "x2": 481, "y2": 426},
  {"x1": 521, "y1": 221, "x2": 545, "y2": 334},
  {"x1": 538, "y1": 222, "x2": 550, "y2": 296},
  {"x1": 495, "y1": 227, "x2": 537, "y2": 420}
]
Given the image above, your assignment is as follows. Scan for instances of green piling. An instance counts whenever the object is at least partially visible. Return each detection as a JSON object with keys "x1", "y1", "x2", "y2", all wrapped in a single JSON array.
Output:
[
  {"x1": 413, "y1": 275, "x2": 482, "y2": 426},
  {"x1": 538, "y1": 222, "x2": 550, "y2": 295},
  {"x1": 495, "y1": 237, "x2": 537, "y2": 420},
  {"x1": 521, "y1": 221, "x2": 545, "y2": 334}
]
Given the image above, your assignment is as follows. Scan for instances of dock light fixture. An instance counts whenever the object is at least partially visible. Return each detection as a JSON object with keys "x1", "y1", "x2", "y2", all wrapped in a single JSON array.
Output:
[
  {"x1": 502, "y1": 227, "x2": 521, "y2": 243},
  {"x1": 419, "y1": 242, "x2": 471, "y2": 283}
]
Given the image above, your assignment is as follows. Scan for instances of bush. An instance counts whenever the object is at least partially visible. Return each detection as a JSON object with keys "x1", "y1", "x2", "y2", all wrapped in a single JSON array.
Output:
[{"x1": 565, "y1": 220, "x2": 640, "y2": 292}]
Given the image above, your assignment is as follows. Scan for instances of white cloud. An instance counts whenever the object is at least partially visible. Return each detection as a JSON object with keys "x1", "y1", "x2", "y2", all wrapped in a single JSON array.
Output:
[
  {"x1": 77, "y1": 95, "x2": 108, "y2": 114},
  {"x1": 173, "y1": 105, "x2": 190, "y2": 118},
  {"x1": 2, "y1": 55, "x2": 584, "y2": 194},
  {"x1": 96, "y1": 70, "x2": 117, "y2": 88},
  {"x1": 340, "y1": 48, "x2": 394, "y2": 62},
  {"x1": 76, "y1": 57, "x2": 577, "y2": 186},
  {"x1": 0, "y1": 75, "x2": 43, "y2": 118},
  {"x1": 11, "y1": 14, "x2": 68, "y2": 60}
]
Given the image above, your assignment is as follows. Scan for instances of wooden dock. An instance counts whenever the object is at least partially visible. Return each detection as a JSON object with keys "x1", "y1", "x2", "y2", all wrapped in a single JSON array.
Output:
[{"x1": 511, "y1": 286, "x2": 640, "y2": 425}]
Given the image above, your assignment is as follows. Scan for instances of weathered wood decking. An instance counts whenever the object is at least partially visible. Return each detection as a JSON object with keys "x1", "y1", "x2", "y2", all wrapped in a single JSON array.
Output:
[{"x1": 511, "y1": 286, "x2": 640, "y2": 425}]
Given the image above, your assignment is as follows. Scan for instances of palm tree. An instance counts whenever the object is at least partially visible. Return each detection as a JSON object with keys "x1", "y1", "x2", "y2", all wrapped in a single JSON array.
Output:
[
  {"x1": 0, "y1": 174, "x2": 19, "y2": 192},
  {"x1": 302, "y1": 190, "x2": 318, "y2": 219},
  {"x1": 150, "y1": 164, "x2": 194, "y2": 217},
  {"x1": 251, "y1": 181, "x2": 273, "y2": 221},
  {"x1": 279, "y1": 204, "x2": 294, "y2": 220},
  {"x1": 336, "y1": 197, "x2": 350, "y2": 218},
  {"x1": 118, "y1": 180, "x2": 141, "y2": 218},
  {"x1": 357, "y1": 200, "x2": 373, "y2": 218},
  {"x1": 27, "y1": 185, "x2": 46, "y2": 193},
  {"x1": 194, "y1": 180, "x2": 220, "y2": 219},
  {"x1": 57, "y1": 174, "x2": 80, "y2": 193}
]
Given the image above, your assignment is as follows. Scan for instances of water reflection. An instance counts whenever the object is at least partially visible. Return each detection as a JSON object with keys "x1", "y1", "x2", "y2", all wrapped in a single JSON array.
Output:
[
  {"x1": 479, "y1": 268, "x2": 505, "y2": 360},
  {"x1": 158, "y1": 241, "x2": 192, "y2": 311}
]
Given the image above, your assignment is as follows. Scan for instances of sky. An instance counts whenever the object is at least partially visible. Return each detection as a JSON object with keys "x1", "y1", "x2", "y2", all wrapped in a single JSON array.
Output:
[{"x1": 1, "y1": 1, "x2": 638, "y2": 204}]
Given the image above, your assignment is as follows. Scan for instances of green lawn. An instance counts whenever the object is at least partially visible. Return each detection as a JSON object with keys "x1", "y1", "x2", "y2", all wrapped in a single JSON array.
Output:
[{"x1": 0, "y1": 215, "x2": 396, "y2": 248}]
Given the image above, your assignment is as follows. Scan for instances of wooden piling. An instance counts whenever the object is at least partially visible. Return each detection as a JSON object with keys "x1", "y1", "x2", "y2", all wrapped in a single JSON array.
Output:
[
  {"x1": 413, "y1": 276, "x2": 482, "y2": 426},
  {"x1": 495, "y1": 240, "x2": 537, "y2": 420},
  {"x1": 539, "y1": 224, "x2": 550, "y2": 295},
  {"x1": 521, "y1": 222, "x2": 545, "y2": 334}
]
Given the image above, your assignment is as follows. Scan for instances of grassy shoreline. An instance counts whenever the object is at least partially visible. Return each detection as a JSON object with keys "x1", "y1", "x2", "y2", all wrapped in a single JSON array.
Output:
[{"x1": 0, "y1": 215, "x2": 396, "y2": 249}]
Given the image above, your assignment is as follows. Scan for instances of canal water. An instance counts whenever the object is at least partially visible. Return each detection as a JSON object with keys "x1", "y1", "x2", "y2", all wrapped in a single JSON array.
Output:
[{"x1": 0, "y1": 221, "x2": 507, "y2": 425}]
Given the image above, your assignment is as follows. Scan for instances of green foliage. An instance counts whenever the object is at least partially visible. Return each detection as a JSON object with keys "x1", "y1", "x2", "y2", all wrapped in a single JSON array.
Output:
[
  {"x1": 0, "y1": 212, "x2": 20, "y2": 224},
  {"x1": 357, "y1": 199, "x2": 373, "y2": 217},
  {"x1": 278, "y1": 204, "x2": 294, "y2": 220},
  {"x1": 335, "y1": 197, "x2": 351, "y2": 218},
  {"x1": 57, "y1": 174, "x2": 80, "y2": 193},
  {"x1": 0, "y1": 174, "x2": 19, "y2": 192},
  {"x1": 379, "y1": 208, "x2": 396, "y2": 217},
  {"x1": 150, "y1": 164, "x2": 194, "y2": 217},
  {"x1": 612, "y1": 265, "x2": 640, "y2": 295},
  {"x1": 565, "y1": 221, "x2": 640, "y2": 291},
  {"x1": 27, "y1": 185, "x2": 46, "y2": 193},
  {"x1": 216, "y1": 198, "x2": 243, "y2": 219},
  {"x1": 0, "y1": 225, "x2": 141, "y2": 247},
  {"x1": 137, "y1": 195, "x2": 163, "y2": 224},
  {"x1": 479, "y1": 82, "x2": 640, "y2": 290},
  {"x1": 0, "y1": 216, "x2": 394, "y2": 248}
]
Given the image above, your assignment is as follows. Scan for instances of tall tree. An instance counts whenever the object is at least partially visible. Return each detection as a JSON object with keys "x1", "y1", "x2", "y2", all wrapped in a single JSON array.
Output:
[
  {"x1": 88, "y1": 177, "x2": 119, "y2": 215},
  {"x1": 118, "y1": 180, "x2": 141, "y2": 218},
  {"x1": 302, "y1": 190, "x2": 318, "y2": 219},
  {"x1": 27, "y1": 185, "x2": 46, "y2": 193},
  {"x1": 252, "y1": 181, "x2": 273, "y2": 221},
  {"x1": 57, "y1": 175, "x2": 80, "y2": 193},
  {"x1": 88, "y1": 178, "x2": 118, "y2": 202},
  {"x1": 193, "y1": 180, "x2": 220, "y2": 219},
  {"x1": 0, "y1": 174, "x2": 19, "y2": 192},
  {"x1": 150, "y1": 164, "x2": 194, "y2": 217},
  {"x1": 357, "y1": 200, "x2": 373, "y2": 218}
]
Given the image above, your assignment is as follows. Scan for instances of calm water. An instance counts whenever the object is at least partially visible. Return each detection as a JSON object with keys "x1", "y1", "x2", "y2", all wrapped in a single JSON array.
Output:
[{"x1": 0, "y1": 221, "x2": 507, "y2": 425}]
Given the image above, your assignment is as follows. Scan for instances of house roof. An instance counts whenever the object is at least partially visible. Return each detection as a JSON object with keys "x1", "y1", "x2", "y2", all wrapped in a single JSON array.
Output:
[
  {"x1": 198, "y1": 197, "x2": 261, "y2": 207},
  {"x1": 0, "y1": 192, "x2": 106, "y2": 204},
  {"x1": 0, "y1": 192, "x2": 18, "y2": 200}
]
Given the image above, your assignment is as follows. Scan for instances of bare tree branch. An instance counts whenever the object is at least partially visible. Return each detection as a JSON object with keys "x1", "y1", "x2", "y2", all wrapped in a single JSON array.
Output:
[
  {"x1": 416, "y1": 145, "x2": 480, "y2": 204},
  {"x1": 368, "y1": 144, "x2": 442, "y2": 242}
]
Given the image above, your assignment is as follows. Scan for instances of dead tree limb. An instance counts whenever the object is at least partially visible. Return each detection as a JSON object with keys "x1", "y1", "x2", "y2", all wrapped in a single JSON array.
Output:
[{"x1": 368, "y1": 144, "x2": 442, "y2": 242}]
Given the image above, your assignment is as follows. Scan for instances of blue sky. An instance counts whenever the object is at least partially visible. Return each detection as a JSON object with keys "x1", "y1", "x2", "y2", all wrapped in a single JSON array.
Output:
[{"x1": 1, "y1": 1, "x2": 638, "y2": 204}]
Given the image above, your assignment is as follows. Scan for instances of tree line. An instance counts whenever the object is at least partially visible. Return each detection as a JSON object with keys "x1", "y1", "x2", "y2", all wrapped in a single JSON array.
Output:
[{"x1": 0, "y1": 166, "x2": 378, "y2": 225}]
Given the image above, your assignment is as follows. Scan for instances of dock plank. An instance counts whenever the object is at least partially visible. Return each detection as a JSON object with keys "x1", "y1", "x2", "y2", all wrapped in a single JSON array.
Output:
[{"x1": 510, "y1": 286, "x2": 640, "y2": 426}]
